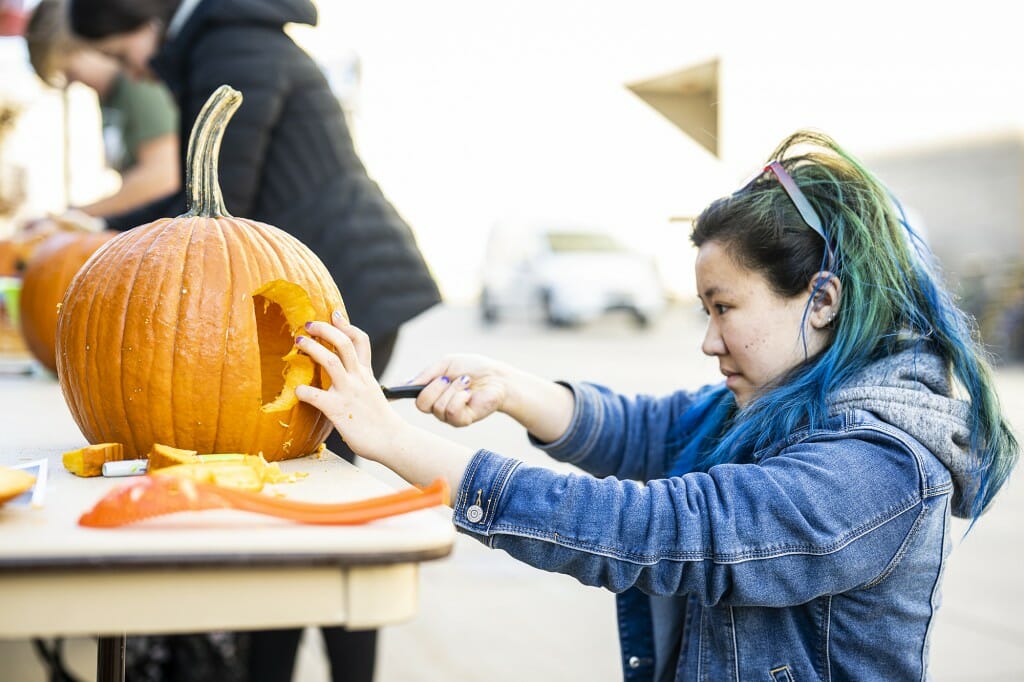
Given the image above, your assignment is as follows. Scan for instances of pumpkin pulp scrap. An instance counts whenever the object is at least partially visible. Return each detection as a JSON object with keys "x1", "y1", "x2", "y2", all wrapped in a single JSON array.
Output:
[
  {"x1": 146, "y1": 442, "x2": 306, "y2": 491},
  {"x1": 0, "y1": 466, "x2": 36, "y2": 504},
  {"x1": 63, "y1": 443, "x2": 125, "y2": 477},
  {"x1": 252, "y1": 279, "x2": 326, "y2": 414}
]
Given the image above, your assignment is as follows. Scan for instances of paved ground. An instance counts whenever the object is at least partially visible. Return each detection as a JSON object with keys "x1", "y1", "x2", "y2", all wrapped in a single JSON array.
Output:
[{"x1": 3, "y1": 302, "x2": 1023, "y2": 680}]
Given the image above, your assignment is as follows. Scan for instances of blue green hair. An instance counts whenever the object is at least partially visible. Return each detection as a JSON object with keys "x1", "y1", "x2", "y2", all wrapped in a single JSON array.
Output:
[{"x1": 672, "y1": 130, "x2": 1018, "y2": 519}]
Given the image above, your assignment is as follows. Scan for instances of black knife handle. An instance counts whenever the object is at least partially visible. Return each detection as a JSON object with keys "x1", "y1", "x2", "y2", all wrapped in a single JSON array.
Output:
[{"x1": 381, "y1": 384, "x2": 427, "y2": 400}]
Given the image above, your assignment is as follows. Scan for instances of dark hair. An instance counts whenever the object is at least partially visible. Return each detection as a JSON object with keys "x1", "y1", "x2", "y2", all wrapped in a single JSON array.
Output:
[
  {"x1": 683, "y1": 129, "x2": 1018, "y2": 518},
  {"x1": 691, "y1": 149, "x2": 836, "y2": 298},
  {"x1": 68, "y1": 0, "x2": 181, "y2": 40}
]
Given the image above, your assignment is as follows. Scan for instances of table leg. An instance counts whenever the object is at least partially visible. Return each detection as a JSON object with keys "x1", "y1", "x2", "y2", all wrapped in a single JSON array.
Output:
[{"x1": 96, "y1": 634, "x2": 125, "y2": 682}]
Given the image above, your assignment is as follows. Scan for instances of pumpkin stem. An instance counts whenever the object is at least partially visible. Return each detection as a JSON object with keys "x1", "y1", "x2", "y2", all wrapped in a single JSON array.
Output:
[{"x1": 183, "y1": 85, "x2": 243, "y2": 218}]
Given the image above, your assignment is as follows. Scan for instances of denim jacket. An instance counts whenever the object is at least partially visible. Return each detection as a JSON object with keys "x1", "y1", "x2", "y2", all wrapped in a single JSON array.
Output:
[{"x1": 452, "y1": 349, "x2": 973, "y2": 680}]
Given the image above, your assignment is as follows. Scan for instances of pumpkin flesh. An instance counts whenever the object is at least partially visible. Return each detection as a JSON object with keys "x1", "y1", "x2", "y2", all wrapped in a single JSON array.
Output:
[
  {"x1": 0, "y1": 466, "x2": 35, "y2": 505},
  {"x1": 252, "y1": 279, "x2": 320, "y2": 414},
  {"x1": 62, "y1": 442, "x2": 125, "y2": 477}
]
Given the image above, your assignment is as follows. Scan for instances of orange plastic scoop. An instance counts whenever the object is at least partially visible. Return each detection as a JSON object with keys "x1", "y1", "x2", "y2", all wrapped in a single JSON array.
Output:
[{"x1": 79, "y1": 474, "x2": 449, "y2": 528}]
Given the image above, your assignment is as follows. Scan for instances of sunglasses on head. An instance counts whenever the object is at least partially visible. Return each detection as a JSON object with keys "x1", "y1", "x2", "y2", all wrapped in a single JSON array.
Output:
[{"x1": 742, "y1": 161, "x2": 836, "y2": 271}]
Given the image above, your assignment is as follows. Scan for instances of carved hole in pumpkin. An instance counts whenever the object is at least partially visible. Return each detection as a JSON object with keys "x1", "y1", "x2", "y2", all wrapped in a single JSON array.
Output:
[
  {"x1": 251, "y1": 280, "x2": 319, "y2": 414},
  {"x1": 253, "y1": 295, "x2": 291, "y2": 406}
]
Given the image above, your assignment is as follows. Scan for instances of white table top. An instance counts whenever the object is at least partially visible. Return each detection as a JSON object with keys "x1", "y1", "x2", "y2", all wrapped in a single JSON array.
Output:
[{"x1": 0, "y1": 371, "x2": 455, "y2": 637}]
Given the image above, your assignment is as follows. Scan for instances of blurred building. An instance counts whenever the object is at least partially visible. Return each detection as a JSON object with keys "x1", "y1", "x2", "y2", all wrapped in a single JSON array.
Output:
[
  {"x1": 627, "y1": 55, "x2": 1024, "y2": 358},
  {"x1": 627, "y1": 58, "x2": 1024, "y2": 273},
  {"x1": 866, "y1": 133, "x2": 1024, "y2": 279},
  {"x1": 868, "y1": 134, "x2": 1024, "y2": 361}
]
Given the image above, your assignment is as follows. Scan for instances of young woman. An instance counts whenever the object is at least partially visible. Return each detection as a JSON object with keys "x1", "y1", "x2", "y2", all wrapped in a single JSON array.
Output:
[
  {"x1": 25, "y1": 0, "x2": 179, "y2": 218},
  {"x1": 66, "y1": 0, "x2": 442, "y2": 679},
  {"x1": 295, "y1": 130, "x2": 1019, "y2": 680}
]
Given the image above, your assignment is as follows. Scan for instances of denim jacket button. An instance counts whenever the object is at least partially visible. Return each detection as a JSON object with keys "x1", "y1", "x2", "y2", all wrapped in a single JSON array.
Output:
[
  {"x1": 466, "y1": 505, "x2": 484, "y2": 523},
  {"x1": 627, "y1": 656, "x2": 652, "y2": 669}
]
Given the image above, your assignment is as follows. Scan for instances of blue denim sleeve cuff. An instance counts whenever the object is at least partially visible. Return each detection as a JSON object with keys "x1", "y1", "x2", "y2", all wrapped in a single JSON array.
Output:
[
  {"x1": 452, "y1": 449, "x2": 522, "y2": 538},
  {"x1": 526, "y1": 381, "x2": 605, "y2": 464}
]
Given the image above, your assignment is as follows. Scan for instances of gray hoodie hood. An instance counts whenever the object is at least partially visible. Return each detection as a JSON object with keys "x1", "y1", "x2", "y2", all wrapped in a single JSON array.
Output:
[{"x1": 828, "y1": 347, "x2": 977, "y2": 518}]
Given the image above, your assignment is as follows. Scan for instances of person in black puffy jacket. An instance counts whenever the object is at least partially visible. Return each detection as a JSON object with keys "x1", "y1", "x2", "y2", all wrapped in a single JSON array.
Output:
[{"x1": 68, "y1": 0, "x2": 442, "y2": 680}]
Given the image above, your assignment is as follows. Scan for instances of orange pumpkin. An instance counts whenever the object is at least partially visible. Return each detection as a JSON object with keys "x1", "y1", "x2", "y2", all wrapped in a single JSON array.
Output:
[
  {"x1": 0, "y1": 231, "x2": 49, "y2": 276},
  {"x1": 56, "y1": 85, "x2": 345, "y2": 461},
  {"x1": 19, "y1": 230, "x2": 116, "y2": 372},
  {"x1": 0, "y1": 239, "x2": 19, "y2": 276}
]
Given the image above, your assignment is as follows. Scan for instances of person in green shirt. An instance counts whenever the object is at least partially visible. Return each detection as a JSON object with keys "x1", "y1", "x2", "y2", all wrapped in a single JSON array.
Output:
[{"x1": 25, "y1": 0, "x2": 179, "y2": 219}]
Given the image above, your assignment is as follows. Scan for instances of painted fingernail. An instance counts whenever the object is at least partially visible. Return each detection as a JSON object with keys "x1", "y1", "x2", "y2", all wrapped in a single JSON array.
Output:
[
  {"x1": 304, "y1": 321, "x2": 313, "y2": 331},
  {"x1": 295, "y1": 336, "x2": 305, "y2": 344},
  {"x1": 332, "y1": 310, "x2": 344, "y2": 322},
  {"x1": 459, "y1": 375, "x2": 470, "y2": 385},
  {"x1": 440, "y1": 376, "x2": 450, "y2": 384}
]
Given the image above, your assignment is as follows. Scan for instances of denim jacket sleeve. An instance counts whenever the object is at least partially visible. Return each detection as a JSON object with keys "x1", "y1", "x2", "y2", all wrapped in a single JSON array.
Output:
[
  {"x1": 453, "y1": 423, "x2": 932, "y2": 608},
  {"x1": 527, "y1": 381, "x2": 699, "y2": 481}
]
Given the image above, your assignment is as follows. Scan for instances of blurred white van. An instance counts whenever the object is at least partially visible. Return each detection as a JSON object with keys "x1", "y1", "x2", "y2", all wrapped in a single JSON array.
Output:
[{"x1": 479, "y1": 222, "x2": 667, "y2": 327}]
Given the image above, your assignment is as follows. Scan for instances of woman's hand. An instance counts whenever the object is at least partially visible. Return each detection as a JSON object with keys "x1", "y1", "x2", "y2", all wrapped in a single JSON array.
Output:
[
  {"x1": 294, "y1": 313, "x2": 403, "y2": 459},
  {"x1": 408, "y1": 355, "x2": 576, "y2": 443},
  {"x1": 407, "y1": 354, "x2": 513, "y2": 427},
  {"x1": 295, "y1": 313, "x2": 477, "y2": 492}
]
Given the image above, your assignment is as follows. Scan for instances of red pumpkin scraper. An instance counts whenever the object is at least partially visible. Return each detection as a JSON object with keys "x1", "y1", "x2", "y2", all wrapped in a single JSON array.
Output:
[{"x1": 79, "y1": 474, "x2": 449, "y2": 528}]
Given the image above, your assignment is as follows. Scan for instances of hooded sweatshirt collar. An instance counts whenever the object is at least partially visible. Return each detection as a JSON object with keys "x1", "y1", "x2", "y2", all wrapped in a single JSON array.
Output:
[
  {"x1": 151, "y1": 0, "x2": 318, "y2": 90},
  {"x1": 828, "y1": 346, "x2": 978, "y2": 518}
]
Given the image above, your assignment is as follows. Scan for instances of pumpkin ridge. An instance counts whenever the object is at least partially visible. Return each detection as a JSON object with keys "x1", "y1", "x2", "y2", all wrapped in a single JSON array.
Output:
[
  {"x1": 243, "y1": 218, "x2": 281, "y2": 453},
  {"x1": 117, "y1": 222, "x2": 178, "y2": 456},
  {"x1": 57, "y1": 232, "x2": 120, "y2": 433},
  {"x1": 256, "y1": 218, "x2": 333, "y2": 319},
  {"x1": 129, "y1": 220, "x2": 193, "y2": 455},
  {"x1": 214, "y1": 217, "x2": 262, "y2": 454},
  {"x1": 167, "y1": 217, "x2": 203, "y2": 451},
  {"x1": 55, "y1": 238, "x2": 88, "y2": 430},
  {"x1": 215, "y1": 217, "x2": 258, "y2": 453},
  {"x1": 200, "y1": 218, "x2": 232, "y2": 454},
  {"x1": 73, "y1": 227, "x2": 152, "y2": 448}
]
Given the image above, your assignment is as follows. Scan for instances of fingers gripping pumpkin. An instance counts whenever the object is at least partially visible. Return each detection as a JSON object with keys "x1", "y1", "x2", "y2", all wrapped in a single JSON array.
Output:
[{"x1": 55, "y1": 86, "x2": 346, "y2": 461}]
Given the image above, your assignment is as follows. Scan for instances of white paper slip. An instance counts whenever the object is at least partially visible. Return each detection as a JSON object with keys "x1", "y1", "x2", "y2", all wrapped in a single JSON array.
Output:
[
  {"x1": 8, "y1": 458, "x2": 48, "y2": 507},
  {"x1": 102, "y1": 459, "x2": 149, "y2": 477}
]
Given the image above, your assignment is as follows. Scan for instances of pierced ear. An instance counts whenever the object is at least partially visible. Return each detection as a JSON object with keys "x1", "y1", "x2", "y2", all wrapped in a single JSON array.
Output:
[{"x1": 808, "y1": 272, "x2": 842, "y2": 329}]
